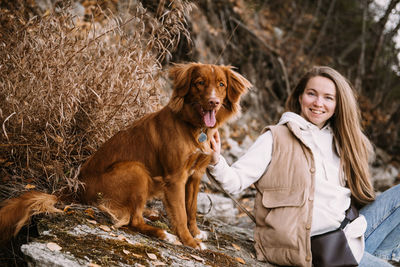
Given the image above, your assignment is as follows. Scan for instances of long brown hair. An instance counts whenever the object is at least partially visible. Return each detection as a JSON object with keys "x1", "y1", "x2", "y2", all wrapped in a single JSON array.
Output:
[{"x1": 286, "y1": 66, "x2": 375, "y2": 206}]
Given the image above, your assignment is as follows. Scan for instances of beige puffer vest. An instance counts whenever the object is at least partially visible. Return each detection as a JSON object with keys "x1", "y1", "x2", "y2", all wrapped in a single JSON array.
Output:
[{"x1": 254, "y1": 123, "x2": 316, "y2": 267}]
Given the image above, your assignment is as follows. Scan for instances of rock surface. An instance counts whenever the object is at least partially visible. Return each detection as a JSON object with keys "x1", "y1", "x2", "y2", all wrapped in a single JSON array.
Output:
[{"x1": 16, "y1": 201, "x2": 273, "y2": 267}]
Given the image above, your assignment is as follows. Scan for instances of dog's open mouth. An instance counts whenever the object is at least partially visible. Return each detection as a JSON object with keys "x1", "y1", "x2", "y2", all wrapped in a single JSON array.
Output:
[
  {"x1": 196, "y1": 105, "x2": 217, "y2": 127},
  {"x1": 202, "y1": 109, "x2": 216, "y2": 127}
]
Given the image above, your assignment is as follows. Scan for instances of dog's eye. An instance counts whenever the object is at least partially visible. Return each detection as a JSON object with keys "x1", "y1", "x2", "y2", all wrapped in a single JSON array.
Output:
[
  {"x1": 219, "y1": 82, "x2": 225, "y2": 87},
  {"x1": 197, "y1": 81, "x2": 205, "y2": 86}
]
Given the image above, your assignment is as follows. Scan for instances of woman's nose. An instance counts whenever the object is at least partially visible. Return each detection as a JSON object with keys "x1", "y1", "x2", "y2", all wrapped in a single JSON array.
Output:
[{"x1": 313, "y1": 97, "x2": 323, "y2": 106}]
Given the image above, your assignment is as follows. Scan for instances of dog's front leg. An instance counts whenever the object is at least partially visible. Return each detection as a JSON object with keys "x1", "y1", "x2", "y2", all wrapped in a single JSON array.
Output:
[
  {"x1": 185, "y1": 172, "x2": 208, "y2": 241},
  {"x1": 186, "y1": 152, "x2": 211, "y2": 242},
  {"x1": 163, "y1": 173, "x2": 204, "y2": 249}
]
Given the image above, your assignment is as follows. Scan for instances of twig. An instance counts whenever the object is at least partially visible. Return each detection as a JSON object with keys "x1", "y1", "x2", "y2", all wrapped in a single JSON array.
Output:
[
  {"x1": 2, "y1": 112, "x2": 16, "y2": 141},
  {"x1": 229, "y1": 17, "x2": 290, "y2": 97},
  {"x1": 214, "y1": 18, "x2": 239, "y2": 64},
  {"x1": 0, "y1": 143, "x2": 30, "y2": 147},
  {"x1": 277, "y1": 57, "x2": 291, "y2": 97},
  {"x1": 64, "y1": 16, "x2": 137, "y2": 66},
  {"x1": 11, "y1": 240, "x2": 17, "y2": 267},
  {"x1": 213, "y1": 224, "x2": 219, "y2": 250},
  {"x1": 230, "y1": 17, "x2": 279, "y2": 55}
]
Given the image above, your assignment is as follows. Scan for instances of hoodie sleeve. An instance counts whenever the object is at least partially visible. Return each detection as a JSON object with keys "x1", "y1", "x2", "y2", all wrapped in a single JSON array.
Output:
[{"x1": 207, "y1": 130, "x2": 273, "y2": 195}]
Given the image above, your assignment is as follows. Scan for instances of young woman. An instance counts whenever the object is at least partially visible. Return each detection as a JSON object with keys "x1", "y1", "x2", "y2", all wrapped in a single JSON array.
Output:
[{"x1": 207, "y1": 66, "x2": 400, "y2": 267}]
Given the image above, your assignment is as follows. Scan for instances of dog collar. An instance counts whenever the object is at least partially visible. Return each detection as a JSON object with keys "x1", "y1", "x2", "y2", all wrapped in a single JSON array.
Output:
[{"x1": 198, "y1": 129, "x2": 207, "y2": 143}]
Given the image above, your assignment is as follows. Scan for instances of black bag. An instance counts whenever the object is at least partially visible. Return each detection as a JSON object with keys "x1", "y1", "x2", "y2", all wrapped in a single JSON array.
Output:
[{"x1": 311, "y1": 204, "x2": 359, "y2": 267}]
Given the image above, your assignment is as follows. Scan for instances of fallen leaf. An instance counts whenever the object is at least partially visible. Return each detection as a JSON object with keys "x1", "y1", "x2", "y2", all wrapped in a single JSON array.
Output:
[
  {"x1": 123, "y1": 249, "x2": 130, "y2": 255},
  {"x1": 99, "y1": 225, "x2": 111, "y2": 232},
  {"x1": 152, "y1": 261, "x2": 166, "y2": 266},
  {"x1": 88, "y1": 263, "x2": 101, "y2": 267},
  {"x1": 109, "y1": 233, "x2": 117, "y2": 237},
  {"x1": 4, "y1": 162, "x2": 13, "y2": 167},
  {"x1": 177, "y1": 255, "x2": 190, "y2": 260},
  {"x1": 63, "y1": 205, "x2": 71, "y2": 212},
  {"x1": 126, "y1": 239, "x2": 135, "y2": 245},
  {"x1": 131, "y1": 253, "x2": 143, "y2": 258},
  {"x1": 136, "y1": 264, "x2": 145, "y2": 267},
  {"x1": 190, "y1": 254, "x2": 205, "y2": 262},
  {"x1": 117, "y1": 234, "x2": 126, "y2": 241},
  {"x1": 43, "y1": 9, "x2": 51, "y2": 17},
  {"x1": 63, "y1": 205, "x2": 74, "y2": 215},
  {"x1": 147, "y1": 253, "x2": 158, "y2": 260},
  {"x1": 55, "y1": 135, "x2": 64, "y2": 143},
  {"x1": 46, "y1": 242, "x2": 62, "y2": 252},
  {"x1": 24, "y1": 184, "x2": 36, "y2": 189},
  {"x1": 232, "y1": 243, "x2": 241, "y2": 251},
  {"x1": 235, "y1": 257, "x2": 245, "y2": 264},
  {"x1": 85, "y1": 208, "x2": 95, "y2": 218},
  {"x1": 87, "y1": 219, "x2": 97, "y2": 224}
]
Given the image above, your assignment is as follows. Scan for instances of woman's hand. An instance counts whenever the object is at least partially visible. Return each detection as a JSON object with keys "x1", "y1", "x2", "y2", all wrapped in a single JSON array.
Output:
[{"x1": 210, "y1": 130, "x2": 221, "y2": 165}]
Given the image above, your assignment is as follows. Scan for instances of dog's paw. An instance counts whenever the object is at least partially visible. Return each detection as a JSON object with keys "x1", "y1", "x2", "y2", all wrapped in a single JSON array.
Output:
[
  {"x1": 197, "y1": 242, "x2": 207, "y2": 250},
  {"x1": 163, "y1": 231, "x2": 182, "y2": 245},
  {"x1": 194, "y1": 230, "x2": 208, "y2": 241}
]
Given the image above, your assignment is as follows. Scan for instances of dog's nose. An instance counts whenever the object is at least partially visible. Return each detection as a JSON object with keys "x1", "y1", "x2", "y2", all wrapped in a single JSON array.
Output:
[{"x1": 208, "y1": 98, "x2": 220, "y2": 107}]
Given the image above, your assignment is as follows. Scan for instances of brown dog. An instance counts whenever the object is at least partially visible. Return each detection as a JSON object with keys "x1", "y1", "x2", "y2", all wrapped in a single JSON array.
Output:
[{"x1": 0, "y1": 63, "x2": 251, "y2": 248}]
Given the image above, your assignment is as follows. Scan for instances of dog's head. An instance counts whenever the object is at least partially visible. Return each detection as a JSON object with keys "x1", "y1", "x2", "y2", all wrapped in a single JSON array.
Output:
[{"x1": 168, "y1": 63, "x2": 251, "y2": 128}]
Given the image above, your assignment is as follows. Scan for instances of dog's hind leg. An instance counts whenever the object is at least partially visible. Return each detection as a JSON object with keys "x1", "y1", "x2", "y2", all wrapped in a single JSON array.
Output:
[
  {"x1": 129, "y1": 205, "x2": 179, "y2": 244},
  {"x1": 94, "y1": 161, "x2": 179, "y2": 244}
]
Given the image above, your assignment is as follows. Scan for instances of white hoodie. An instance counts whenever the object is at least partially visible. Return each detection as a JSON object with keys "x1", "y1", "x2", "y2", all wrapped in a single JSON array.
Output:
[{"x1": 207, "y1": 112, "x2": 366, "y2": 262}]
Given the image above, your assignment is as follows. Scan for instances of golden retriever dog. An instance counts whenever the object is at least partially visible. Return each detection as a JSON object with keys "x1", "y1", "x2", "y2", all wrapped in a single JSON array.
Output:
[{"x1": 0, "y1": 63, "x2": 251, "y2": 249}]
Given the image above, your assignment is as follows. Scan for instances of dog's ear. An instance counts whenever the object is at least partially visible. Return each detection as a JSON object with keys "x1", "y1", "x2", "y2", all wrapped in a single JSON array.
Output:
[
  {"x1": 224, "y1": 66, "x2": 252, "y2": 111},
  {"x1": 169, "y1": 63, "x2": 198, "y2": 97},
  {"x1": 168, "y1": 63, "x2": 198, "y2": 112}
]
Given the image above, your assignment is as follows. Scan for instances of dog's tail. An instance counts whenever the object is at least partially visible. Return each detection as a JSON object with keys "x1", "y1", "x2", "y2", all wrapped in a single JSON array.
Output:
[{"x1": 0, "y1": 191, "x2": 63, "y2": 243}]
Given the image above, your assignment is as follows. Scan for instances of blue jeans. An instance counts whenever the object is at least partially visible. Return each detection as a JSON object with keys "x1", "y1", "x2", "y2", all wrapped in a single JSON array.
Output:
[{"x1": 359, "y1": 184, "x2": 400, "y2": 266}]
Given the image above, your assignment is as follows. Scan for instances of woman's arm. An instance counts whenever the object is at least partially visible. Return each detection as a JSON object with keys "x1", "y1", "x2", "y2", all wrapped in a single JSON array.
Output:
[{"x1": 208, "y1": 130, "x2": 273, "y2": 195}]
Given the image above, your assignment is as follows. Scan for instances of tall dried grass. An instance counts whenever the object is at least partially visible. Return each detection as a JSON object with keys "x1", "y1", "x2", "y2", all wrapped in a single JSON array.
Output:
[{"x1": 0, "y1": 0, "x2": 193, "y2": 200}]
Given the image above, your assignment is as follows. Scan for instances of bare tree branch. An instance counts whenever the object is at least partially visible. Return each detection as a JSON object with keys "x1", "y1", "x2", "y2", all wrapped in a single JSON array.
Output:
[
  {"x1": 355, "y1": 0, "x2": 368, "y2": 92},
  {"x1": 295, "y1": 0, "x2": 322, "y2": 59},
  {"x1": 307, "y1": 0, "x2": 336, "y2": 63},
  {"x1": 370, "y1": 0, "x2": 400, "y2": 71}
]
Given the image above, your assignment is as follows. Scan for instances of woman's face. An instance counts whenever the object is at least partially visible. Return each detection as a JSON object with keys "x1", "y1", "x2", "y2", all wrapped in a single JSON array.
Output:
[{"x1": 299, "y1": 76, "x2": 337, "y2": 129}]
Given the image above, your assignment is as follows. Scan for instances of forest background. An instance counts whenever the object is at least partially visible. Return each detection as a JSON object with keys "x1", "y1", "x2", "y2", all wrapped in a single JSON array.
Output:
[{"x1": 1, "y1": 0, "x2": 400, "y2": 220}]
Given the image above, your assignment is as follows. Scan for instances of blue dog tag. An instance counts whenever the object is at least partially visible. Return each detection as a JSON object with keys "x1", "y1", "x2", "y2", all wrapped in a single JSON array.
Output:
[{"x1": 198, "y1": 132, "x2": 207, "y2": 143}]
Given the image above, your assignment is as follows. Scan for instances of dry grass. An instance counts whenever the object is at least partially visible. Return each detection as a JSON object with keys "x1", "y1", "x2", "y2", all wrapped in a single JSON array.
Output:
[{"x1": 0, "y1": 0, "x2": 193, "y2": 200}]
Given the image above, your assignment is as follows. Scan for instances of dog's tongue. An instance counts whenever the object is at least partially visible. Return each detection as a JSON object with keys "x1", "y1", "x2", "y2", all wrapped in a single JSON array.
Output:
[{"x1": 203, "y1": 110, "x2": 216, "y2": 127}]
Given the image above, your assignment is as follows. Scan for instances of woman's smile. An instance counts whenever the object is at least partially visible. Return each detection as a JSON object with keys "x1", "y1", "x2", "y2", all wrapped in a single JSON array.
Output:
[{"x1": 299, "y1": 76, "x2": 336, "y2": 128}]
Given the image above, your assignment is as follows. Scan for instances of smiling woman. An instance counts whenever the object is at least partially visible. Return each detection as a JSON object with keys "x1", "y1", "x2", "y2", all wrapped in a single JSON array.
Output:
[
  {"x1": 299, "y1": 76, "x2": 337, "y2": 129},
  {"x1": 207, "y1": 66, "x2": 400, "y2": 267}
]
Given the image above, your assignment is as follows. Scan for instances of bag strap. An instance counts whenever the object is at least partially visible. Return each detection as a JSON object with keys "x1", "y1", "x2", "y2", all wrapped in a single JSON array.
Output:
[{"x1": 339, "y1": 202, "x2": 359, "y2": 229}]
